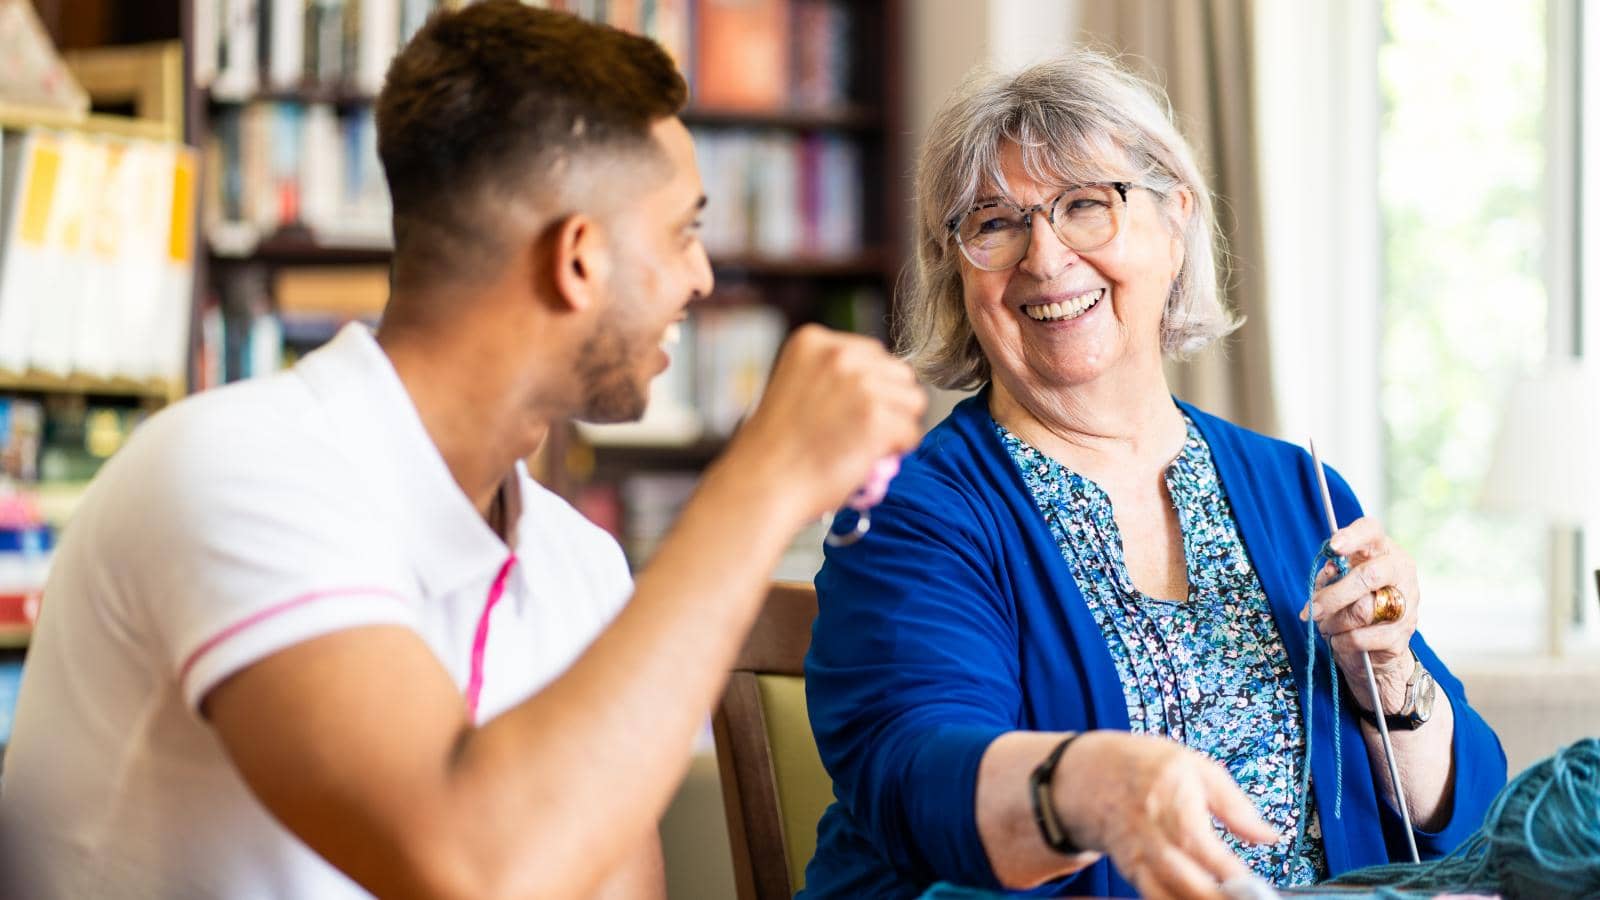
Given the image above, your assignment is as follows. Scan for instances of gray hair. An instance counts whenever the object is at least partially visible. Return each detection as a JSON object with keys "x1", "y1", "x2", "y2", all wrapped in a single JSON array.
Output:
[{"x1": 900, "y1": 49, "x2": 1241, "y2": 390}]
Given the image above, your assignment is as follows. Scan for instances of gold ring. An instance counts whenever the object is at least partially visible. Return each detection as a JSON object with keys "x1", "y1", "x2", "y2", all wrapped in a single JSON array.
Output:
[{"x1": 1371, "y1": 585, "x2": 1406, "y2": 625}]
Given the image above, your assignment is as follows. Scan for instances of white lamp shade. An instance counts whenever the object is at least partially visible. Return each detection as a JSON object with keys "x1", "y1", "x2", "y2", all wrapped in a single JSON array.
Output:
[{"x1": 1481, "y1": 361, "x2": 1600, "y2": 525}]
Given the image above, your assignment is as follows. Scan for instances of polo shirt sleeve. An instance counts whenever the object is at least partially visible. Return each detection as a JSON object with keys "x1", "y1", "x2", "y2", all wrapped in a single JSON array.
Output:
[
  {"x1": 118, "y1": 407, "x2": 421, "y2": 714},
  {"x1": 808, "y1": 487, "x2": 1019, "y2": 889}
]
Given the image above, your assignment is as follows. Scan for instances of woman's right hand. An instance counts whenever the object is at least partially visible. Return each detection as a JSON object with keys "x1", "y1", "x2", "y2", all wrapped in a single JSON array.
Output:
[{"x1": 1056, "y1": 731, "x2": 1281, "y2": 900}]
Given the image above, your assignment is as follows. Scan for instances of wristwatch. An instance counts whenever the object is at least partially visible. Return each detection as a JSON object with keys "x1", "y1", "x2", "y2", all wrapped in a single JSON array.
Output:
[{"x1": 1354, "y1": 651, "x2": 1436, "y2": 731}]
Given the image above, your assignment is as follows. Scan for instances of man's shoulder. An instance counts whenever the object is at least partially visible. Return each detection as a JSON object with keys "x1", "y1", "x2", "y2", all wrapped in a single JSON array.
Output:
[
  {"x1": 130, "y1": 370, "x2": 332, "y2": 458},
  {"x1": 92, "y1": 371, "x2": 371, "y2": 523},
  {"x1": 516, "y1": 470, "x2": 627, "y2": 569}
]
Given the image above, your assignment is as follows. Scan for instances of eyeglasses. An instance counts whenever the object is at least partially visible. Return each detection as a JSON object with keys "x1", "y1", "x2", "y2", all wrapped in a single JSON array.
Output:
[{"x1": 946, "y1": 181, "x2": 1134, "y2": 272}]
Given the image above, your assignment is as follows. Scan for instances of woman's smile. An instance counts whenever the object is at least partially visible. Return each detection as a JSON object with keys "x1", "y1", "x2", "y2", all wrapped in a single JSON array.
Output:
[{"x1": 1020, "y1": 287, "x2": 1107, "y2": 324}]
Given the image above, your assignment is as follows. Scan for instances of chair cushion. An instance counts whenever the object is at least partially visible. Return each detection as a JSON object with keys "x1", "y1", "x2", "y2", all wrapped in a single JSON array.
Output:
[{"x1": 756, "y1": 673, "x2": 834, "y2": 892}]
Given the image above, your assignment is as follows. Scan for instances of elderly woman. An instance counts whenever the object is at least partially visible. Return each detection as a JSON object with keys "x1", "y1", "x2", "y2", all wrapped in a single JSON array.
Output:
[{"x1": 801, "y1": 51, "x2": 1506, "y2": 899}]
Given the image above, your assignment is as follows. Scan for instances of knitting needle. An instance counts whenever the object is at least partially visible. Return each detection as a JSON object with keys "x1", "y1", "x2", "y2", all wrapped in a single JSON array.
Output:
[{"x1": 1309, "y1": 438, "x2": 1421, "y2": 864}]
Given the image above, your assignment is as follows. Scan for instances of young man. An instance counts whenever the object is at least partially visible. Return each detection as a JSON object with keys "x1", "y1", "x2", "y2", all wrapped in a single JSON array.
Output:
[{"x1": 0, "y1": 4, "x2": 925, "y2": 897}]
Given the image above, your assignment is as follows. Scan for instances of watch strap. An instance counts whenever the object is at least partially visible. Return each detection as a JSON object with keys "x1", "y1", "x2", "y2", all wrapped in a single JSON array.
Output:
[
  {"x1": 1029, "y1": 733, "x2": 1085, "y2": 855},
  {"x1": 1352, "y1": 652, "x2": 1429, "y2": 731}
]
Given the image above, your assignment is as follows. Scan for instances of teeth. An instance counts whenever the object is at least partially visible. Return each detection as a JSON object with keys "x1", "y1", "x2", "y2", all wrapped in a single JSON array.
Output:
[
  {"x1": 661, "y1": 322, "x2": 682, "y2": 348},
  {"x1": 1024, "y1": 289, "x2": 1102, "y2": 322}
]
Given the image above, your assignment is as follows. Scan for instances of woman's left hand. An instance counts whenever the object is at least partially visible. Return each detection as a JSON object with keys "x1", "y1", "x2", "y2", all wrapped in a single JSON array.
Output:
[{"x1": 1302, "y1": 516, "x2": 1421, "y2": 714}]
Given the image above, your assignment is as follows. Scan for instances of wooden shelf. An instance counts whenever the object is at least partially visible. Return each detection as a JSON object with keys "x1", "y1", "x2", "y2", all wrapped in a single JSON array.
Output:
[
  {"x1": 209, "y1": 232, "x2": 393, "y2": 265},
  {"x1": 206, "y1": 89, "x2": 881, "y2": 132},
  {"x1": 209, "y1": 234, "x2": 887, "y2": 278},
  {"x1": 0, "y1": 100, "x2": 174, "y2": 142},
  {"x1": 588, "y1": 438, "x2": 727, "y2": 473},
  {"x1": 207, "y1": 85, "x2": 376, "y2": 107},
  {"x1": 682, "y1": 105, "x2": 882, "y2": 131},
  {"x1": 709, "y1": 250, "x2": 890, "y2": 278},
  {"x1": 0, "y1": 369, "x2": 176, "y2": 401}
]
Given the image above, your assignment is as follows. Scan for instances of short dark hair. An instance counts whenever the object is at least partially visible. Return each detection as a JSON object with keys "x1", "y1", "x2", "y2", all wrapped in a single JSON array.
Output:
[{"x1": 377, "y1": 0, "x2": 688, "y2": 290}]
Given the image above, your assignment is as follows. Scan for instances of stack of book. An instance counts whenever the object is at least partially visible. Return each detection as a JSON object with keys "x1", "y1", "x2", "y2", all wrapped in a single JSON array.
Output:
[
  {"x1": 196, "y1": 263, "x2": 388, "y2": 386},
  {"x1": 196, "y1": 0, "x2": 444, "y2": 99},
  {"x1": 0, "y1": 129, "x2": 197, "y2": 387},
  {"x1": 692, "y1": 0, "x2": 853, "y2": 111},
  {"x1": 205, "y1": 102, "x2": 390, "y2": 252},
  {"x1": 618, "y1": 471, "x2": 699, "y2": 566},
  {"x1": 693, "y1": 128, "x2": 863, "y2": 260}
]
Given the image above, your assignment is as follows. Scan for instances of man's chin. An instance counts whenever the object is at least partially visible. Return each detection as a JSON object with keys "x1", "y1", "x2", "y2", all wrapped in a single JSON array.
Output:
[
  {"x1": 574, "y1": 391, "x2": 649, "y2": 425},
  {"x1": 574, "y1": 410, "x2": 647, "y2": 426}
]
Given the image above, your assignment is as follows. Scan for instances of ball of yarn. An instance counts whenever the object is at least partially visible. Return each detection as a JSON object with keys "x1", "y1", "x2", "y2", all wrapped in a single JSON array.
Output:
[{"x1": 1326, "y1": 737, "x2": 1600, "y2": 899}]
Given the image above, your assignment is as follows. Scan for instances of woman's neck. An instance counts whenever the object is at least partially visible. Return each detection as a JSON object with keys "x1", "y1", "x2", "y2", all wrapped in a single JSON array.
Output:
[{"x1": 988, "y1": 363, "x2": 1186, "y2": 482}]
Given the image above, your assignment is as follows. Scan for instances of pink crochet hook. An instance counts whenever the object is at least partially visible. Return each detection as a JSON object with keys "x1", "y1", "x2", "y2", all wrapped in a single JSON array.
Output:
[{"x1": 824, "y1": 456, "x2": 900, "y2": 547}]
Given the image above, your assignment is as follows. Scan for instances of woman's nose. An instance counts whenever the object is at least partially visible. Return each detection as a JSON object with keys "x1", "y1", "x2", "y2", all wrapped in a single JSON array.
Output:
[{"x1": 1015, "y1": 212, "x2": 1078, "y2": 281}]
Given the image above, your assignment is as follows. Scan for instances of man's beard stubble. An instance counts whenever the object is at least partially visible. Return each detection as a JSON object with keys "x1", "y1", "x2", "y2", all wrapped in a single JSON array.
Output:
[{"x1": 574, "y1": 317, "x2": 649, "y2": 424}]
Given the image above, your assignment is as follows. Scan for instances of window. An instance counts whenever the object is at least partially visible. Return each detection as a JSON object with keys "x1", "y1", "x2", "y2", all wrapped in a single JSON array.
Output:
[{"x1": 1377, "y1": 0, "x2": 1553, "y2": 655}]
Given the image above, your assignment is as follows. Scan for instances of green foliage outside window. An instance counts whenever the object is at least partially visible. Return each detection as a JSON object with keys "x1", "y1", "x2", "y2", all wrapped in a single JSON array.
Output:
[{"x1": 1380, "y1": 0, "x2": 1548, "y2": 652}]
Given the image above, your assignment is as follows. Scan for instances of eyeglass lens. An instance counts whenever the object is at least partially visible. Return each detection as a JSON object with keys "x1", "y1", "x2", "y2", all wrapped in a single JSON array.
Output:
[{"x1": 956, "y1": 183, "x2": 1124, "y2": 271}]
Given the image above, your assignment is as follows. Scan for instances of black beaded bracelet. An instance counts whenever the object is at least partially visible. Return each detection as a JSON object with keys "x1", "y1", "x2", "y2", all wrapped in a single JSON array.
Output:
[{"x1": 1028, "y1": 733, "x2": 1084, "y2": 855}]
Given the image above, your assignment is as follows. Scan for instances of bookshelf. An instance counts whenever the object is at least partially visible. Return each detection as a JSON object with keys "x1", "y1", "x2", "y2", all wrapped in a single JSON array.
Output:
[
  {"x1": 186, "y1": 0, "x2": 906, "y2": 569},
  {"x1": 0, "y1": 43, "x2": 196, "y2": 654}
]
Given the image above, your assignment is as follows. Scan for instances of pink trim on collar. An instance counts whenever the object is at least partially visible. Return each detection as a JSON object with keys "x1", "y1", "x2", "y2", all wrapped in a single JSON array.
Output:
[
  {"x1": 179, "y1": 586, "x2": 410, "y2": 689},
  {"x1": 465, "y1": 554, "x2": 518, "y2": 720}
]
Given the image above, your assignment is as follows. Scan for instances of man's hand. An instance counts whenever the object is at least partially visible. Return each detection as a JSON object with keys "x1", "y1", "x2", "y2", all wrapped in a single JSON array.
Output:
[{"x1": 724, "y1": 325, "x2": 927, "y2": 529}]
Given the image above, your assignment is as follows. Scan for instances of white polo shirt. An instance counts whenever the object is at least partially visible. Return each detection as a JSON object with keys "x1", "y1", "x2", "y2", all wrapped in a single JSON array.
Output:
[{"x1": 0, "y1": 324, "x2": 633, "y2": 899}]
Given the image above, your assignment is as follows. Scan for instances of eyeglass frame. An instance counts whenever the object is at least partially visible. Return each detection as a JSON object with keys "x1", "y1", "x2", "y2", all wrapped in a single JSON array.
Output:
[{"x1": 945, "y1": 181, "x2": 1142, "y2": 272}]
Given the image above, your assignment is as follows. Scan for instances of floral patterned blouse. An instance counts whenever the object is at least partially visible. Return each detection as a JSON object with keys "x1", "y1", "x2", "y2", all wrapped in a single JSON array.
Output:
[{"x1": 998, "y1": 414, "x2": 1326, "y2": 886}]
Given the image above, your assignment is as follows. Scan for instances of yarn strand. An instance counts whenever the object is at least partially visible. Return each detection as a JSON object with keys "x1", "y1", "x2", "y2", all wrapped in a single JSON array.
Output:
[
  {"x1": 1293, "y1": 540, "x2": 1348, "y2": 865},
  {"x1": 1322, "y1": 737, "x2": 1600, "y2": 898}
]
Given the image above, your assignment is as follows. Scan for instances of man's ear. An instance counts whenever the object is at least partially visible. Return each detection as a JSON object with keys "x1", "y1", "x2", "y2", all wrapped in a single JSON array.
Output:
[{"x1": 547, "y1": 213, "x2": 612, "y2": 313}]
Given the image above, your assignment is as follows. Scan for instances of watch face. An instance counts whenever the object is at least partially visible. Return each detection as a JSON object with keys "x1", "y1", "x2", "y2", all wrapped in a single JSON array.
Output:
[{"x1": 1414, "y1": 671, "x2": 1437, "y2": 722}]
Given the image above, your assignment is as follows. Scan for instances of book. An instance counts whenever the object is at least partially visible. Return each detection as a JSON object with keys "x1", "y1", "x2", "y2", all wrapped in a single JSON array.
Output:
[
  {"x1": 0, "y1": 130, "x2": 194, "y2": 385},
  {"x1": 0, "y1": 130, "x2": 66, "y2": 375},
  {"x1": 205, "y1": 101, "x2": 391, "y2": 250},
  {"x1": 78, "y1": 140, "x2": 172, "y2": 380},
  {"x1": 264, "y1": 0, "x2": 306, "y2": 89},
  {"x1": 694, "y1": 302, "x2": 785, "y2": 437},
  {"x1": 273, "y1": 265, "x2": 389, "y2": 317},
  {"x1": 693, "y1": 0, "x2": 788, "y2": 112},
  {"x1": 0, "y1": 397, "x2": 42, "y2": 482},
  {"x1": 791, "y1": 0, "x2": 851, "y2": 110},
  {"x1": 620, "y1": 472, "x2": 699, "y2": 565},
  {"x1": 0, "y1": 657, "x2": 23, "y2": 745},
  {"x1": 151, "y1": 147, "x2": 198, "y2": 383},
  {"x1": 689, "y1": 127, "x2": 864, "y2": 260},
  {"x1": 356, "y1": 0, "x2": 401, "y2": 94},
  {"x1": 213, "y1": 0, "x2": 261, "y2": 99}
]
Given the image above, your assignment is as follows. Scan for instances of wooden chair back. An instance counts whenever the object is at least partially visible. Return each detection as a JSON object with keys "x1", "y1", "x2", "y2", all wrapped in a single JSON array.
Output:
[{"x1": 712, "y1": 582, "x2": 832, "y2": 899}]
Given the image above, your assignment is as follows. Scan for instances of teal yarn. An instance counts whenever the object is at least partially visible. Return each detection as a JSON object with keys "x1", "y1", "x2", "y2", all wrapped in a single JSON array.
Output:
[
  {"x1": 1293, "y1": 541, "x2": 1348, "y2": 863},
  {"x1": 1324, "y1": 737, "x2": 1600, "y2": 899}
]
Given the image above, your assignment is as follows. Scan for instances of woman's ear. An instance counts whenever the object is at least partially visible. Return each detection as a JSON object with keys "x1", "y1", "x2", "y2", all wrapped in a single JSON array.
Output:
[
  {"x1": 548, "y1": 213, "x2": 613, "y2": 313},
  {"x1": 1166, "y1": 188, "x2": 1193, "y2": 281}
]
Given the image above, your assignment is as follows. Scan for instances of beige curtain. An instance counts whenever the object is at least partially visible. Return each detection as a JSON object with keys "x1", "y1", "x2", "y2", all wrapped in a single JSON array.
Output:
[{"x1": 1079, "y1": 0, "x2": 1276, "y2": 434}]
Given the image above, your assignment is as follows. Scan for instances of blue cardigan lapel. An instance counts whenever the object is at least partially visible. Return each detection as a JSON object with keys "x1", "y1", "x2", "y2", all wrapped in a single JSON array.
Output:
[
  {"x1": 949, "y1": 390, "x2": 1131, "y2": 734},
  {"x1": 1180, "y1": 400, "x2": 1384, "y2": 873}
]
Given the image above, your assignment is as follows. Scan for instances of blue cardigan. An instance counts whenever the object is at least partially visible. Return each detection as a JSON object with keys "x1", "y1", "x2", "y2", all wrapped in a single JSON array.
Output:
[{"x1": 801, "y1": 391, "x2": 1506, "y2": 898}]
